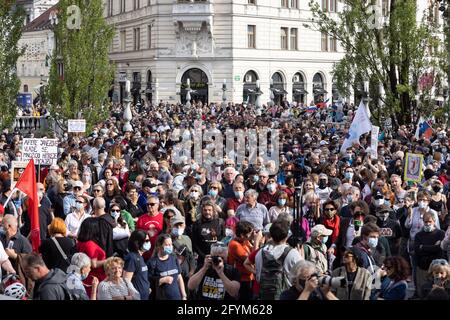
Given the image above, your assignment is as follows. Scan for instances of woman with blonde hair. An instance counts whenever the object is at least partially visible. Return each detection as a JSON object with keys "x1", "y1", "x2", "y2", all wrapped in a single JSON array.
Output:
[
  {"x1": 97, "y1": 257, "x2": 140, "y2": 300},
  {"x1": 421, "y1": 259, "x2": 450, "y2": 298},
  {"x1": 39, "y1": 217, "x2": 76, "y2": 272}
]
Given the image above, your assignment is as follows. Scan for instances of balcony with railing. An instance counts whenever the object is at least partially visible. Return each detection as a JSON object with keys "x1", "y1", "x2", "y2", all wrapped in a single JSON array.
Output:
[
  {"x1": 13, "y1": 115, "x2": 50, "y2": 134},
  {"x1": 173, "y1": 0, "x2": 214, "y2": 33}
]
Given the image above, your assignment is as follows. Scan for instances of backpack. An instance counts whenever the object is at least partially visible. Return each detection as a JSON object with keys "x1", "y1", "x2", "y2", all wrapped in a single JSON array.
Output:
[
  {"x1": 259, "y1": 246, "x2": 293, "y2": 300},
  {"x1": 61, "y1": 274, "x2": 89, "y2": 300}
]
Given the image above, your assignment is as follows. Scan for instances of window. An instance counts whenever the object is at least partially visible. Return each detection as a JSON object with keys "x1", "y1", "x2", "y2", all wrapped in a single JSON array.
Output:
[
  {"x1": 248, "y1": 0, "x2": 256, "y2": 4},
  {"x1": 321, "y1": 32, "x2": 328, "y2": 51},
  {"x1": 330, "y1": 36, "x2": 337, "y2": 52},
  {"x1": 134, "y1": 0, "x2": 140, "y2": 10},
  {"x1": 108, "y1": 0, "x2": 113, "y2": 16},
  {"x1": 281, "y1": 27, "x2": 288, "y2": 50},
  {"x1": 322, "y1": 0, "x2": 336, "y2": 12},
  {"x1": 147, "y1": 25, "x2": 152, "y2": 49},
  {"x1": 120, "y1": 0, "x2": 126, "y2": 13},
  {"x1": 290, "y1": 28, "x2": 298, "y2": 50},
  {"x1": 24, "y1": 85, "x2": 28, "y2": 92},
  {"x1": 120, "y1": 30, "x2": 126, "y2": 51},
  {"x1": 290, "y1": 0, "x2": 298, "y2": 9},
  {"x1": 247, "y1": 25, "x2": 256, "y2": 48},
  {"x1": 281, "y1": 0, "x2": 289, "y2": 7},
  {"x1": 134, "y1": 28, "x2": 141, "y2": 51}
]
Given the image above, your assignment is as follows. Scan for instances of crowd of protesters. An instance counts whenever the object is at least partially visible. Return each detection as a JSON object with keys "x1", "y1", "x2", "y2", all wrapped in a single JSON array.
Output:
[{"x1": 0, "y1": 98, "x2": 449, "y2": 300}]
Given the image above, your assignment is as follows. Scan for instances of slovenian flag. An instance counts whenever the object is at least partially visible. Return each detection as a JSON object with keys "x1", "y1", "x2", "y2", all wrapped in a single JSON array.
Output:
[
  {"x1": 306, "y1": 105, "x2": 318, "y2": 112},
  {"x1": 316, "y1": 98, "x2": 330, "y2": 109},
  {"x1": 415, "y1": 117, "x2": 433, "y2": 139}
]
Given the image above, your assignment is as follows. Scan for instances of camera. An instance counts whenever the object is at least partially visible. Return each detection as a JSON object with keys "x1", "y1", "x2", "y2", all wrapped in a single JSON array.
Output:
[
  {"x1": 312, "y1": 274, "x2": 346, "y2": 289},
  {"x1": 212, "y1": 256, "x2": 222, "y2": 266}
]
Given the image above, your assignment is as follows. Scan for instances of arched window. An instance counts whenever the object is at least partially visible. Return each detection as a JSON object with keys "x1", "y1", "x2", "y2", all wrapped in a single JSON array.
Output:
[
  {"x1": 313, "y1": 72, "x2": 327, "y2": 103},
  {"x1": 181, "y1": 68, "x2": 209, "y2": 105},
  {"x1": 243, "y1": 70, "x2": 259, "y2": 104},
  {"x1": 292, "y1": 72, "x2": 307, "y2": 104}
]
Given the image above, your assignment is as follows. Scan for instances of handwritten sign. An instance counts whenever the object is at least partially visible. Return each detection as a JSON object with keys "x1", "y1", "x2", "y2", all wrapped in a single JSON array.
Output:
[
  {"x1": 404, "y1": 153, "x2": 423, "y2": 183},
  {"x1": 68, "y1": 119, "x2": 86, "y2": 133},
  {"x1": 370, "y1": 126, "x2": 379, "y2": 159},
  {"x1": 22, "y1": 138, "x2": 58, "y2": 165},
  {"x1": 10, "y1": 161, "x2": 29, "y2": 189}
]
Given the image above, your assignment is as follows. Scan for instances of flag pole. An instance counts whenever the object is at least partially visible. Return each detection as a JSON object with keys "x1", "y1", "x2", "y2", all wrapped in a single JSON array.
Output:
[{"x1": 2, "y1": 187, "x2": 18, "y2": 207}]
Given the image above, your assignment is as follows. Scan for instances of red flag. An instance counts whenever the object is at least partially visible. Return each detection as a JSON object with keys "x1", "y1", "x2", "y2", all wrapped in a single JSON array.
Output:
[{"x1": 15, "y1": 159, "x2": 40, "y2": 252}]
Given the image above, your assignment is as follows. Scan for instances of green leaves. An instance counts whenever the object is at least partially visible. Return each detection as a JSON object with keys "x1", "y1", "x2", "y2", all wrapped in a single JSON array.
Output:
[
  {"x1": 307, "y1": 0, "x2": 445, "y2": 125},
  {"x1": 48, "y1": 0, "x2": 115, "y2": 133},
  {"x1": 0, "y1": 3, "x2": 25, "y2": 128}
]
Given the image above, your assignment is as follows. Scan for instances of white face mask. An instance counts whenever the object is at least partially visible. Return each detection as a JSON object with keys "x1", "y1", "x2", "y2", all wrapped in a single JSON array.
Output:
[
  {"x1": 225, "y1": 228, "x2": 234, "y2": 238},
  {"x1": 375, "y1": 199, "x2": 384, "y2": 207},
  {"x1": 418, "y1": 201, "x2": 428, "y2": 209}
]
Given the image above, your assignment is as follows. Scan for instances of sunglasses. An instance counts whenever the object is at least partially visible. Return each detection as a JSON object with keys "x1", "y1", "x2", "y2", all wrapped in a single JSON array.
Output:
[
  {"x1": 111, "y1": 209, "x2": 120, "y2": 213},
  {"x1": 144, "y1": 239, "x2": 151, "y2": 243},
  {"x1": 324, "y1": 208, "x2": 335, "y2": 212},
  {"x1": 73, "y1": 187, "x2": 82, "y2": 190},
  {"x1": 76, "y1": 200, "x2": 85, "y2": 204},
  {"x1": 93, "y1": 189, "x2": 102, "y2": 192},
  {"x1": 106, "y1": 183, "x2": 114, "y2": 186},
  {"x1": 147, "y1": 203, "x2": 158, "y2": 206},
  {"x1": 354, "y1": 211, "x2": 364, "y2": 215}
]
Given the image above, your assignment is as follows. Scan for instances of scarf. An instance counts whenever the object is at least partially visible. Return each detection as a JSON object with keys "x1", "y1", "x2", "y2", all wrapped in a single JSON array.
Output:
[{"x1": 323, "y1": 214, "x2": 340, "y2": 244}]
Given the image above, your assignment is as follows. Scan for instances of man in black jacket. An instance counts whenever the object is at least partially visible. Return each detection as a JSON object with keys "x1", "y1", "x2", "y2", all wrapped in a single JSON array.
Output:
[
  {"x1": 414, "y1": 212, "x2": 445, "y2": 298},
  {"x1": 92, "y1": 197, "x2": 116, "y2": 257},
  {"x1": 23, "y1": 253, "x2": 68, "y2": 300}
]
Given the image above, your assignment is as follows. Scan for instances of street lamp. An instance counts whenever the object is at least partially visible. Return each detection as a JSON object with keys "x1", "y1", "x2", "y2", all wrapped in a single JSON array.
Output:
[{"x1": 436, "y1": 0, "x2": 450, "y2": 126}]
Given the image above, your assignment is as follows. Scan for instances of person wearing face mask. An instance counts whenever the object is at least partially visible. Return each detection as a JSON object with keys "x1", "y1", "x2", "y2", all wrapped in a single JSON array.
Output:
[
  {"x1": 257, "y1": 177, "x2": 279, "y2": 210},
  {"x1": 268, "y1": 192, "x2": 292, "y2": 222},
  {"x1": 147, "y1": 234, "x2": 187, "y2": 300},
  {"x1": 413, "y1": 212, "x2": 445, "y2": 298},
  {"x1": 206, "y1": 182, "x2": 227, "y2": 218},
  {"x1": 375, "y1": 205, "x2": 402, "y2": 255},
  {"x1": 225, "y1": 182, "x2": 245, "y2": 218},
  {"x1": 340, "y1": 186, "x2": 361, "y2": 218},
  {"x1": 429, "y1": 180, "x2": 448, "y2": 231},
  {"x1": 171, "y1": 216, "x2": 196, "y2": 287},
  {"x1": 66, "y1": 253, "x2": 99, "y2": 300},
  {"x1": 64, "y1": 195, "x2": 91, "y2": 240},
  {"x1": 110, "y1": 203, "x2": 131, "y2": 259},
  {"x1": 369, "y1": 189, "x2": 391, "y2": 216},
  {"x1": 123, "y1": 231, "x2": 152, "y2": 300},
  {"x1": 183, "y1": 185, "x2": 203, "y2": 227},
  {"x1": 303, "y1": 225, "x2": 332, "y2": 275},
  {"x1": 244, "y1": 168, "x2": 259, "y2": 190},
  {"x1": 352, "y1": 223, "x2": 381, "y2": 277},
  {"x1": 315, "y1": 173, "x2": 332, "y2": 204}
]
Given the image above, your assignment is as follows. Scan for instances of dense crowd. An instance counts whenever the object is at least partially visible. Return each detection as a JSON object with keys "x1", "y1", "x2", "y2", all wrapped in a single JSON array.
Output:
[{"x1": 0, "y1": 99, "x2": 449, "y2": 301}]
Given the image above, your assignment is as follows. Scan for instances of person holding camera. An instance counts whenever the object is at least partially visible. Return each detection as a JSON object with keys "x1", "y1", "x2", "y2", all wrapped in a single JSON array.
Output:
[
  {"x1": 280, "y1": 260, "x2": 338, "y2": 300},
  {"x1": 187, "y1": 242, "x2": 240, "y2": 300}
]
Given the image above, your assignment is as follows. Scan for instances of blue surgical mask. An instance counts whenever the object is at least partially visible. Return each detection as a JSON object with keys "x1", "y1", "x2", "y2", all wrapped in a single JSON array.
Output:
[
  {"x1": 208, "y1": 189, "x2": 218, "y2": 197},
  {"x1": 172, "y1": 227, "x2": 184, "y2": 237},
  {"x1": 163, "y1": 245, "x2": 173, "y2": 255},
  {"x1": 252, "y1": 175, "x2": 259, "y2": 183},
  {"x1": 423, "y1": 225, "x2": 433, "y2": 233},
  {"x1": 75, "y1": 202, "x2": 84, "y2": 210},
  {"x1": 234, "y1": 191, "x2": 244, "y2": 199},
  {"x1": 321, "y1": 236, "x2": 329, "y2": 244},
  {"x1": 368, "y1": 237, "x2": 378, "y2": 248},
  {"x1": 80, "y1": 273, "x2": 88, "y2": 281},
  {"x1": 278, "y1": 199, "x2": 287, "y2": 206},
  {"x1": 344, "y1": 172, "x2": 354, "y2": 180},
  {"x1": 142, "y1": 241, "x2": 151, "y2": 252},
  {"x1": 267, "y1": 183, "x2": 277, "y2": 192}
]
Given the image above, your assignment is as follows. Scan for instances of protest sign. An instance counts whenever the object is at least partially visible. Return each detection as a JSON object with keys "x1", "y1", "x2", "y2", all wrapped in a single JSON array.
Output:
[{"x1": 22, "y1": 138, "x2": 58, "y2": 165}]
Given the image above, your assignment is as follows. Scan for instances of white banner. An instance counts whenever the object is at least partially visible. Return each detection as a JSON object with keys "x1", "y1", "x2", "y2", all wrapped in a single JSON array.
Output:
[
  {"x1": 22, "y1": 138, "x2": 58, "y2": 165},
  {"x1": 68, "y1": 119, "x2": 86, "y2": 133},
  {"x1": 370, "y1": 126, "x2": 380, "y2": 159}
]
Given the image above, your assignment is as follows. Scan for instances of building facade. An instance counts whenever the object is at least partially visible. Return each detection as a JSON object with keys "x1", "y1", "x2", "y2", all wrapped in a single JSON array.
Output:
[
  {"x1": 105, "y1": 0, "x2": 347, "y2": 106},
  {"x1": 16, "y1": 0, "x2": 58, "y2": 99}
]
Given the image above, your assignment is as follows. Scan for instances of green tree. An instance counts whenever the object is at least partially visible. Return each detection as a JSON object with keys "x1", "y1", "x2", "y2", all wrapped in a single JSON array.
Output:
[
  {"x1": 0, "y1": 1, "x2": 25, "y2": 129},
  {"x1": 306, "y1": 0, "x2": 445, "y2": 126},
  {"x1": 48, "y1": 0, "x2": 115, "y2": 133}
]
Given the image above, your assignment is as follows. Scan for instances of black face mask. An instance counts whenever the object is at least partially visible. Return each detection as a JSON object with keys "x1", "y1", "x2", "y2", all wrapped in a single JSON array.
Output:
[
  {"x1": 318, "y1": 180, "x2": 327, "y2": 189},
  {"x1": 432, "y1": 186, "x2": 441, "y2": 193},
  {"x1": 298, "y1": 279, "x2": 306, "y2": 289}
]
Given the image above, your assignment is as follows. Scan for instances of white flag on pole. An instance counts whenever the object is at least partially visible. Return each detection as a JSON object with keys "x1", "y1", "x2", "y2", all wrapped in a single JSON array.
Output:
[{"x1": 340, "y1": 100, "x2": 372, "y2": 154}]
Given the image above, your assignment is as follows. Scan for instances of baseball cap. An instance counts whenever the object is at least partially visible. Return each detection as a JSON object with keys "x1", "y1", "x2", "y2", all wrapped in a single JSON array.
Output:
[
  {"x1": 170, "y1": 215, "x2": 185, "y2": 227},
  {"x1": 71, "y1": 180, "x2": 83, "y2": 189},
  {"x1": 373, "y1": 190, "x2": 384, "y2": 200},
  {"x1": 311, "y1": 224, "x2": 333, "y2": 238}
]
